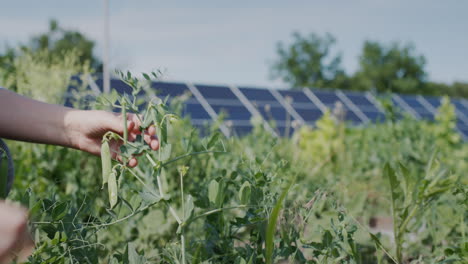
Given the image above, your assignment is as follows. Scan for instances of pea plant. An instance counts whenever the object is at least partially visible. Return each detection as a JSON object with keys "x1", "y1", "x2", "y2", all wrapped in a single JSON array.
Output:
[
  {"x1": 95, "y1": 70, "x2": 231, "y2": 263},
  {"x1": 380, "y1": 154, "x2": 458, "y2": 263}
]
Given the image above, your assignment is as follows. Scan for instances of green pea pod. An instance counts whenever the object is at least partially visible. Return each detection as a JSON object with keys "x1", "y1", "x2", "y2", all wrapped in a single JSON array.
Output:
[
  {"x1": 108, "y1": 171, "x2": 118, "y2": 208},
  {"x1": 101, "y1": 141, "x2": 112, "y2": 187}
]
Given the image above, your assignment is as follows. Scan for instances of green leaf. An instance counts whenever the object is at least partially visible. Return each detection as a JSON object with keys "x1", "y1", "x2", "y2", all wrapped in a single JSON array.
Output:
[
  {"x1": 52, "y1": 202, "x2": 68, "y2": 221},
  {"x1": 184, "y1": 195, "x2": 194, "y2": 221},
  {"x1": 239, "y1": 181, "x2": 251, "y2": 205},
  {"x1": 142, "y1": 73, "x2": 150, "y2": 81},
  {"x1": 384, "y1": 163, "x2": 401, "y2": 203},
  {"x1": 127, "y1": 242, "x2": 145, "y2": 264},
  {"x1": 207, "y1": 132, "x2": 221, "y2": 149},
  {"x1": 208, "y1": 180, "x2": 219, "y2": 206},
  {"x1": 139, "y1": 191, "x2": 161, "y2": 205},
  {"x1": 141, "y1": 111, "x2": 153, "y2": 129},
  {"x1": 41, "y1": 224, "x2": 57, "y2": 239},
  {"x1": 265, "y1": 180, "x2": 294, "y2": 264},
  {"x1": 234, "y1": 257, "x2": 247, "y2": 264},
  {"x1": 159, "y1": 144, "x2": 172, "y2": 162}
]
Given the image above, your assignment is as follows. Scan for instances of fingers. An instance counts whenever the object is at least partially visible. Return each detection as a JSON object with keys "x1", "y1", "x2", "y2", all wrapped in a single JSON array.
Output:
[
  {"x1": 108, "y1": 142, "x2": 138, "y2": 168},
  {"x1": 143, "y1": 125, "x2": 160, "y2": 151},
  {"x1": 0, "y1": 202, "x2": 34, "y2": 263},
  {"x1": 106, "y1": 112, "x2": 160, "y2": 167}
]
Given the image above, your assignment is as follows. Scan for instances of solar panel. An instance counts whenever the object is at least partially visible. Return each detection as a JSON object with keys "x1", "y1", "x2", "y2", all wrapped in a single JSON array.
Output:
[
  {"x1": 453, "y1": 99, "x2": 468, "y2": 112},
  {"x1": 400, "y1": 95, "x2": 426, "y2": 109},
  {"x1": 344, "y1": 110, "x2": 363, "y2": 124},
  {"x1": 153, "y1": 82, "x2": 192, "y2": 98},
  {"x1": 238, "y1": 87, "x2": 299, "y2": 129},
  {"x1": 362, "y1": 111, "x2": 386, "y2": 122},
  {"x1": 83, "y1": 78, "x2": 468, "y2": 140},
  {"x1": 239, "y1": 87, "x2": 277, "y2": 102},
  {"x1": 210, "y1": 105, "x2": 252, "y2": 120},
  {"x1": 423, "y1": 96, "x2": 441, "y2": 108},
  {"x1": 257, "y1": 105, "x2": 292, "y2": 121},
  {"x1": 148, "y1": 82, "x2": 212, "y2": 121},
  {"x1": 94, "y1": 79, "x2": 130, "y2": 94},
  {"x1": 416, "y1": 111, "x2": 435, "y2": 121},
  {"x1": 195, "y1": 84, "x2": 238, "y2": 100},
  {"x1": 276, "y1": 125, "x2": 296, "y2": 137},
  {"x1": 310, "y1": 90, "x2": 364, "y2": 124},
  {"x1": 341, "y1": 91, "x2": 374, "y2": 106},
  {"x1": 193, "y1": 84, "x2": 254, "y2": 133},
  {"x1": 229, "y1": 125, "x2": 253, "y2": 136},
  {"x1": 279, "y1": 90, "x2": 313, "y2": 103},
  {"x1": 293, "y1": 107, "x2": 323, "y2": 123},
  {"x1": 312, "y1": 90, "x2": 342, "y2": 106},
  {"x1": 457, "y1": 124, "x2": 468, "y2": 139},
  {"x1": 183, "y1": 103, "x2": 211, "y2": 120}
]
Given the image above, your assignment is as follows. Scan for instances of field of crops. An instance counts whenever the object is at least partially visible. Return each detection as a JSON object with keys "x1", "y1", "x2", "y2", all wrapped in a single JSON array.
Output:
[{"x1": 3, "y1": 71, "x2": 468, "y2": 264}]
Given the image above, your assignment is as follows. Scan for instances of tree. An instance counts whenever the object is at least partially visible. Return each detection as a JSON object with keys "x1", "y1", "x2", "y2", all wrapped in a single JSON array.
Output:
[
  {"x1": 270, "y1": 32, "x2": 349, "y2": 89},
  {"x1": 351, "y1": 41, "x2": 427, "y2": 94},
  {"x1": 0, "y1": 19, "x2": 100, "y2": 92},
  {"x1": 28, "y1": 19, "x2": 102, "y2": 71}
]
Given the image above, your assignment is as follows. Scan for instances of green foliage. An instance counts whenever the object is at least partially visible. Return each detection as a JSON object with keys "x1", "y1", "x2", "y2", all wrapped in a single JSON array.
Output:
[
  {"x1": 0, "y1": 19, "x2": 98, "y2": 97},
  {"x1": 29, "y1": 19, "x2": 101, "y2": 71},
  {"x1": 0, "y1": 48, "x2": 92, "y2": 104},
  {"x1": 432, "y1": 96, "x2": 461, "y2": 146},
  {"x1": 294, "y1": 110, "x2": 344, "y2": 163},
  {"x1": 271, "y1": 32, "x2": 348, "y2": 89},
  {"x1": 3, "y1": 67, "x2": 467, "y2": 263},
  {"x1": 352, "y1": 41, "x2": 427, "y2": 94},
  {"x1": 271, "y1": 32, "x2": 468, "y2": 97}
]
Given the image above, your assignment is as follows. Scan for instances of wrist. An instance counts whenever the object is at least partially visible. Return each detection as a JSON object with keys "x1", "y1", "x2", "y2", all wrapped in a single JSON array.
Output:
[{"x1": 63, "y1": 110, "x2": 86, "y2": 150}]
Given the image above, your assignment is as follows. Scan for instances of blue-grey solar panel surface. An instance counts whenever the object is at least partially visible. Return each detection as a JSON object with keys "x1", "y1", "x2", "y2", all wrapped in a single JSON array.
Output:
[
  {"x1": 311, "y1": 90, "x2": 362, "y2": 124},
  {"x1": 80, "y1": 78, "x2": 468, "y2": 139},
  {"x1": 340, "y1": 91, "x2": 385, "y2": 122},
  {"x1": 238, "y1": 87, "x2": 296, "y2": 136},
  {"x1": 196, "y1": 85, "x2": 251, "y2": 115},
  {"x1": 278, "y1": 90, "x2": 323, "y2": 124}
]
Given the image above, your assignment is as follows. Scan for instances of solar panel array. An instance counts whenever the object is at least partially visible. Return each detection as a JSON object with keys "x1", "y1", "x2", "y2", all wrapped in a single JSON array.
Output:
[{"x1": 86, "y1": 79, "x2": 468, "y2": 139}]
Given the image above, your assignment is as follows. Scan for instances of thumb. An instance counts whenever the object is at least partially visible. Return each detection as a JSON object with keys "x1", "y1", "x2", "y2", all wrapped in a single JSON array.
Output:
[{"x1": 105, "y1": 113, "x2": 134, "y2": 136}]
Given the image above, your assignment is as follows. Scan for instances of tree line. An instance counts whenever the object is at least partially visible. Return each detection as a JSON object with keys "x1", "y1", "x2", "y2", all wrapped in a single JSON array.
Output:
[
  {"x1": 1, "y1": 20, "x2": 467, "y2": 98},
  {"x1": 271, "y1": 32, "x2": 468, "y2": 98}
]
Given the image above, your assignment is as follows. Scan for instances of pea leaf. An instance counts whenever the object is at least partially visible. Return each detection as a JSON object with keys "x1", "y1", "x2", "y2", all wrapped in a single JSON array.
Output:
[
  {"x1": 139, "y1": 191, "x2": 161, "y2": 205},
  {"x1": 52, "y1": 202, "x2": 68, "y2": 221},
  {"x1": 159, "y1": 144, "x2": 172, "y2": 162},
  {"x1": 208, "y1": 180, "x2": 219, "y2": 206},
  {"x1": 184, "y1": 195, "x2": 194, "y2": 221},
  {"x1": 239, "y1": 181, "x2": 251, "y2": 205}
]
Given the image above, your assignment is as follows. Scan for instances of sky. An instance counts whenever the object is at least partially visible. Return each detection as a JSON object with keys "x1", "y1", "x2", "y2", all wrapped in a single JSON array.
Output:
[{"x1": 1, "y1": 0, "x2": 467, "y2": 88}]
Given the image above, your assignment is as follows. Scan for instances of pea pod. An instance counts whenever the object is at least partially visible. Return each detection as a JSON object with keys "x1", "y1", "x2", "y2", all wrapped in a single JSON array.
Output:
[
  {"x1": 108, "y1": 171, "x2": 118, "y2": 208},
  {"x1": 101, "y1": 141, "x2": 112, "y2": 187}
]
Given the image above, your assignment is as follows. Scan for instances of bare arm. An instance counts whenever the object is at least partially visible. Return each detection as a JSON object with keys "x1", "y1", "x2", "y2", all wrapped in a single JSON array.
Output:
[
  {"x1": 0, "y1": 89, "x2": 159, "y2": 167},
  {"x1": 0, "y1": 89, "x2": 75, "y2": 147}
]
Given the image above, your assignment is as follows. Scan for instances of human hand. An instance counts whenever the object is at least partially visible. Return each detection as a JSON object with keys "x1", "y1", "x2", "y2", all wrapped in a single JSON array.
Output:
[
  {"x1": 0, "y1": 201, "x2": 34, "y2": 264},
  {"x1": 65, "y1": 110, "x2": 159, "y2": 167}
]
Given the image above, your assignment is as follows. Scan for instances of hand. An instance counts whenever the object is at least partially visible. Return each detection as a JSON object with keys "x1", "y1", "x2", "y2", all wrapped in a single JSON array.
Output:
[
  {"x1": 0, "y1": 201, "x2": 34, "y2": 264},
  {"x1": 65, "y1": 110, "x2": 160, "y2": 167}
]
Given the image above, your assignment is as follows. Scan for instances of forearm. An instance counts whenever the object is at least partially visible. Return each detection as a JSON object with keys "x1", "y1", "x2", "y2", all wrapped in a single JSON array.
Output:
[{"x1": 0, "y1": 89, "x2": 76, "y2": 147}]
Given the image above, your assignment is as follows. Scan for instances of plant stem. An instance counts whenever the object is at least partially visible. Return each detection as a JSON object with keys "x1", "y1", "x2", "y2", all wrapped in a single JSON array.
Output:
[
  {"x1": 398, "y1": 205, "x2": 419, "y2": 236},
  {"x1": 181, "y1": 232, "x2": 186, "y2": 264},
  {"x1": 180, "y1": 170, "x2": 185, "y2": 264},
  {"x1": 122, "y1": 99, "x2": 128, "y2": 145}
]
